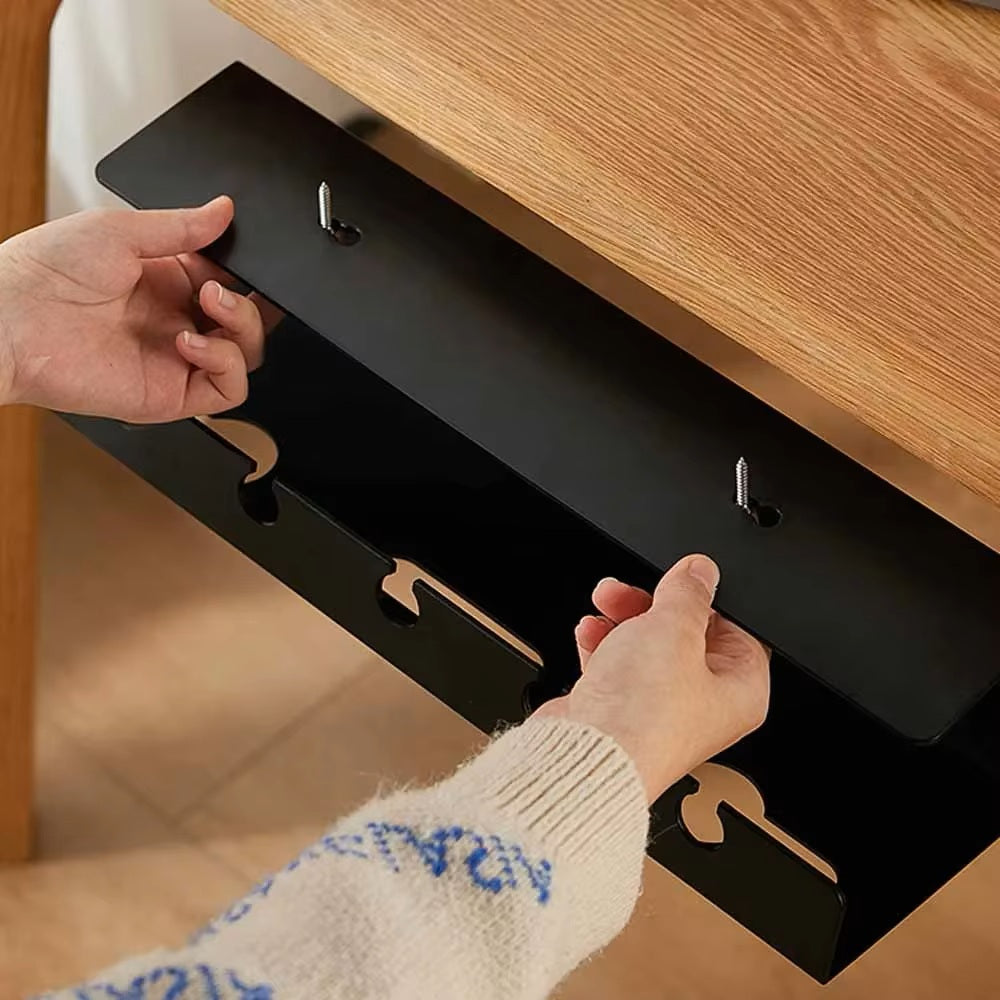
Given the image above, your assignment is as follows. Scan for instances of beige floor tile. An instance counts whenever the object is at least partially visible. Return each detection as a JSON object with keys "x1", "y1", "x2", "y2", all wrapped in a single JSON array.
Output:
[
  {"x1": 181, "y1": 660, "x2": 486, "y2": 878},
  {"x1": 23, "y1": 417, "x2": 1000, "y2": 999},
  {"x1": 559, "y1": 862, "x2": 802, "y2": 1000},
  {"x1": 39, "y1": 418, "x2": 373, "y2": 817},
  {"x1": 0, "y1": 724, "x2": 247, "y2": 999}
]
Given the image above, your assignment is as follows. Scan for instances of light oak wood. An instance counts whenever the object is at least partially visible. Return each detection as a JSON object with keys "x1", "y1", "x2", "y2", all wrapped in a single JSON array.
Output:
[
  {"x1": 214, "y1": 0, "x2": 1000, "y2": 507},
  {"x1": 362, "y1": 116, "x2": 1000, "y2": 552},
  {"x1": 0, "y1": 0, "x2": 60, "y2": 862},
  {"x1": 0, "y1": 406, "x2": 38, "y2": 863}
]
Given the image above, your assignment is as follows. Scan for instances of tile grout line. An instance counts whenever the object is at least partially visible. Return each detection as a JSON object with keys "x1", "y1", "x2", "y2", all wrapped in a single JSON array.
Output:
[
  {"x1": 40, "y1": 656, "x2": 377, "y2": 852},
  {"x1": 41, "y1": 663, "x2": 370, "y2": 886},
  {"x1": 41, "y1": 715, "x2": 249, "y2": 886},
  {"x1": 170, "y1": 659, "x2": 379, "y2": 825},
  {"x1": 44, "y1": 714, "x2": 182, "y2": 829},
  {"x1": 172, "y1": 665, "x2": 382, "y2": 882}
]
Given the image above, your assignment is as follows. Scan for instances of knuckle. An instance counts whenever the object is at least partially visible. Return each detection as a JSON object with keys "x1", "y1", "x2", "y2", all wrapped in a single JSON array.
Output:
[
  {"x1": 648, "y1": 608, "x2": 702, "y2": 646},
  {"x1": 657, "y1": 584, "x2": 710, "y2": 618},
  {"x1": 221, "y1": 375, "x2": 248, "y2": 405},
  {"x1": 734, "y1": 630, "x2": 770, "y2": 670},
  {"x1": 663, "y1": 577, "x2": 707, "y2": 601},
  {"x1": 652, "y1": 593, "x2": 710, "y2": 635},
  {"x1": 87, "y1": 208, "x2": 123, "y2": 238}
]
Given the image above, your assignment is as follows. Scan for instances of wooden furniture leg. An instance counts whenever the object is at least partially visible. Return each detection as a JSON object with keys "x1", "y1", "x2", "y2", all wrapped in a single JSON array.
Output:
[{"x1": 0, "y1": 0, "x2": 61, "y2": 863}]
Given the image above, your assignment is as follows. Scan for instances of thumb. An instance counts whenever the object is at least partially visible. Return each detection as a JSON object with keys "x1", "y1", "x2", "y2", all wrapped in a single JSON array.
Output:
[
  {"x1": 650, "y1": 554, "x2": 719, "y2": 639},
  {"x1": 110, "y1": 195, "x2": 234, "y2": 259}
]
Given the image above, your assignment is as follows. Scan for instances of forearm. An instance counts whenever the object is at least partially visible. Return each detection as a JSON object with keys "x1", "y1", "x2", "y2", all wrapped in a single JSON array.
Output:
[{"x1": 41, "y1": 719, "x2": 649, "y2": 1000}]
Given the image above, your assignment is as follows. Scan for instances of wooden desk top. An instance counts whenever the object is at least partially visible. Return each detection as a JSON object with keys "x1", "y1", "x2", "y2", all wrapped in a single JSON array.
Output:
[{"x1": 215, "y1": 0, "x2": 1000, "y2": 507}]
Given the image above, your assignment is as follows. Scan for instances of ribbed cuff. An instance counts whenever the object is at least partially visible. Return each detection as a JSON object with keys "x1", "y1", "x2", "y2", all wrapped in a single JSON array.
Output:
[
  {"x1": 450, "y1": 718, "x2": 649, "y2": 858},
  {"x1": 441, "y1": 717, "x2": 650, "y2": 947}
]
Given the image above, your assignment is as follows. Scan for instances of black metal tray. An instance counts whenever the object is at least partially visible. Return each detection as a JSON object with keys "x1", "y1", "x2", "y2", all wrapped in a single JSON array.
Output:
[
  {"x1": 95, "y1": 63, "x2": 1000, "y2": 747},
  {"x1": 71, "y1": 63, "x2": 1000, "y2": 981}
]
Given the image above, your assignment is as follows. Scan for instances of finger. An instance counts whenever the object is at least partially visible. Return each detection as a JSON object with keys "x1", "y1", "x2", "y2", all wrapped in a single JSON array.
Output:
[
  {"x1": 175, "y1": 330, "x2": 249, "y2": 415},
  {"x1": 177, "y1": 252, "x2": 233, "y2": 293},
  {"x1": 706, "y1": 616, "x2": 771, "y2": 734},
  {"x1": 199, "y1": 280, "x2": 266, "y2": 370},
  {"x1": 177, "y1": 255, "x2": 285, "y2": 336},
  {"x1": 179, "y1": 258, "x2": 283, "y2": 339},
  {"x1": 174, "y1": 256, "x2": 220, "y2": 334},
  {"x1": 592, "y1": 577, "x2": 653, "y2": 624},
  {"x1": 706, "y1": 614, "x2": 771, "y2": 677},
  {"x1": 649, "y1": 553, "x2": 719, "y2": 640},
  {"x1": 575, "y1": 614, "x2": 615, "y2": 670},
  {"x1": 110, "y1": 196, "x2": 234, "y2": 259}
]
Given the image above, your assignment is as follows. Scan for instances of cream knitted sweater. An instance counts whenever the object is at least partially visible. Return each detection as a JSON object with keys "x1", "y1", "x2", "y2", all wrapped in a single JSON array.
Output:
[{"x1": 40, "y1": 718, "x2": 650, "y2": 999}]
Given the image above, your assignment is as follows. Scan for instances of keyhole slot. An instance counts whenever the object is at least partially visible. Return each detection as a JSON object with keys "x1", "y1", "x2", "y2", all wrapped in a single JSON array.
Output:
[
  {"x1": 749, "y1": 499, "x2": 783, "y2": 529},
  {"x1": 199, "y1": 416, "x2": 280, "y2": 525},
  {"x1": 330, "y1": 220, "x2": 362, "y2": 246},
  {"x1": 378, "y1": 559, "x2": 542, "y2": 662},
  {"x1": 680, "y1": 763, "x2": 837, "y2": 882}
]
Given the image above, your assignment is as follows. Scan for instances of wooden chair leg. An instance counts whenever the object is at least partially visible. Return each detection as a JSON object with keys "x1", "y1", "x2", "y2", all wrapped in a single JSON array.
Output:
[
  {"x1": 0, "y1": 407, "x2": 38, "y2": 861},
  {"x1": 0, "y1": 0, "x2": 61, "y2": 863}
]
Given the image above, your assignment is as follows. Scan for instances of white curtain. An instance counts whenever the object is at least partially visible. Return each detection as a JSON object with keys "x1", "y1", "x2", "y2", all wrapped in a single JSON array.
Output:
[{"x1": 48, "y1": 0, "x2": 362, "y2": 219}]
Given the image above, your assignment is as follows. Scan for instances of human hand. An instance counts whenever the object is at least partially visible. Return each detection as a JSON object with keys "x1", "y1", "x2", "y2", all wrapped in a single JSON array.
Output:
[
  {"x1": 0, "y1": 197, "x2": 280, "y2": 420},
  {"x1": 536, "y1": 554, "x2": 770, "y2": 804}
]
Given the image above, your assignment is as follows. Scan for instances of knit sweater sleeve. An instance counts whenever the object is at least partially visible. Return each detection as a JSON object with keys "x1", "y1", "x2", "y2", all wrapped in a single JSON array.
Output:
[{"x1": 40, "y1": 718, "x2": 650, "y2": 1000}]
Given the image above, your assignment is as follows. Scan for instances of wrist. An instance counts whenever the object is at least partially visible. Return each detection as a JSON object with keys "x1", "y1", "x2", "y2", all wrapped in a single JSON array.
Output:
[{"x1": 446, "y1": 718, "x2": 649, "y2": 855}]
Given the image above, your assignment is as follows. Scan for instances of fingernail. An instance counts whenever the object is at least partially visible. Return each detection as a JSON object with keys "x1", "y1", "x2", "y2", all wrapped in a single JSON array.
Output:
[
  {"x1": 211, "y1": 281, "x2": 237, "y2": 308},
  {"x1": 596, "y1": 576, "x2": 619, "y2": 589},
  {"x1": 687, "y1": 555, "x2": 720, "y2": 595},
  {"x1": 182, "y1": 330, "x2": 208, "y2": 350}
]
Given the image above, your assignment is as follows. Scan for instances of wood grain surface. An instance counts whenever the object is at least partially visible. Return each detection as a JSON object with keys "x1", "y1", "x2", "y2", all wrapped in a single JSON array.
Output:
[
  {"x1": 0, "y1": 0, "x2": 60, "y2": 862},
  {"x1": 362, "y1": 115, "x2": 1000, "y2": 551},
  {"x1": 213, "y1": 0, "x2": 1000, "y2": 506}
]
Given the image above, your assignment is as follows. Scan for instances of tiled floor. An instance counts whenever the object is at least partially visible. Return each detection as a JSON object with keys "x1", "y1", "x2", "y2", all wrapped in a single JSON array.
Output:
[{"x1": 3, "y1": 416, "x2": 1000, "y2": 997}]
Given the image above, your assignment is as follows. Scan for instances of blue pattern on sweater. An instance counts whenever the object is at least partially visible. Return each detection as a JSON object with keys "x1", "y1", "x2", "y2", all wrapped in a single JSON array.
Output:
[
  {"x1": 38, "y1": 822, "x2": 553, "y2": 998},
  {"x1": 34, "y1": 964, "x2": 272, "y2": 999},
  {"x1": 192, "y1": 820, "x2": 553, "y2": 944}
]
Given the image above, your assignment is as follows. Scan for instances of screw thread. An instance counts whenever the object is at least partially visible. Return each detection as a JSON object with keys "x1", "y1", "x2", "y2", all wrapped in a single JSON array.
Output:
[
  {"x1": 318, "y1": 181, "x2": 333, "y2": 231},
  {"x1": 735, "y1": 457, "x2": 749, "y2": 511}
]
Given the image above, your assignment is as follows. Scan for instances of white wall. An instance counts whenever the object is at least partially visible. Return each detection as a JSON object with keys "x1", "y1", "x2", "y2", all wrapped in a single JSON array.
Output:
[{"x1": 48, "y1": 0, "x2": 363, "y2": 219}]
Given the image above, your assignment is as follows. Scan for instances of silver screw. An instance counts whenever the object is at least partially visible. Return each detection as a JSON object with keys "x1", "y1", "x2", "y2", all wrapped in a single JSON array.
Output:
[
  {"x1": 318, "y1": 181, "x2": 333, "y2": 232},
  {"x1": 735, "y1": 456, "x2": 750, "y2": 513}
]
